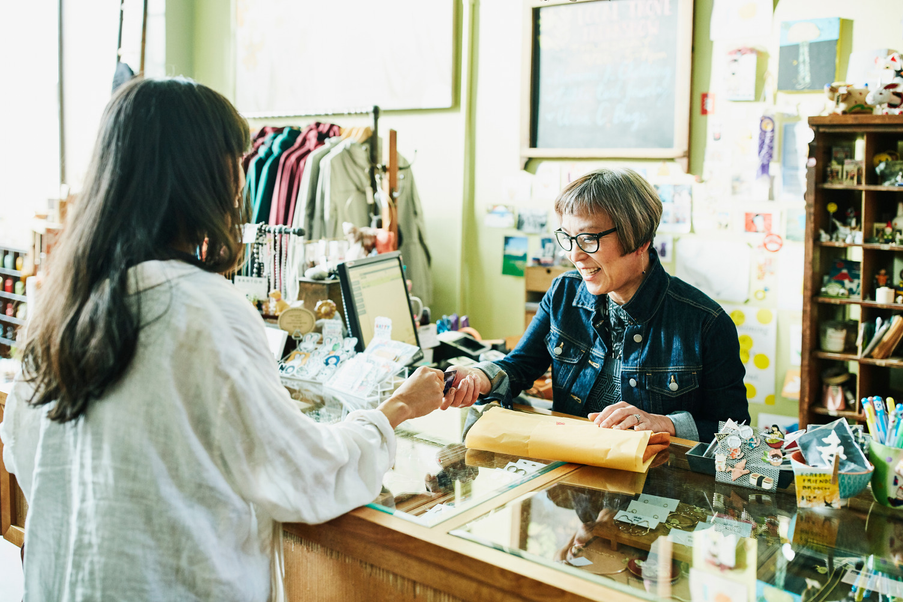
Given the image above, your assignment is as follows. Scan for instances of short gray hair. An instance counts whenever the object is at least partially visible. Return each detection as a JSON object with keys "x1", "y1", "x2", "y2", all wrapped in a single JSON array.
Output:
[{"x1": 554, "y1": 167, "x2": 662, "y2": 255}]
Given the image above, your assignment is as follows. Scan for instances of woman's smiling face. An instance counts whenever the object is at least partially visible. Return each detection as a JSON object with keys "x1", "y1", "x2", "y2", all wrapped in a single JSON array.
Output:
[{"x1": 559, "y1": 211, "x2": 650, "y2": 304}]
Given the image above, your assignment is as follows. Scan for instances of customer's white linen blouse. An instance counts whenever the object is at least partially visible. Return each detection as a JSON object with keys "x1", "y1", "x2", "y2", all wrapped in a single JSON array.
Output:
[{"x1": 0, "y1": 260, "x2": 397, "y2": 602}]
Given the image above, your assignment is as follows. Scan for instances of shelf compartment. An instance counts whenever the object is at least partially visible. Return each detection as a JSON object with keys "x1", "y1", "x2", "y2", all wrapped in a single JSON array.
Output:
[{"x1": 810, "y1": 406, "x2": 865, "y2": 421}]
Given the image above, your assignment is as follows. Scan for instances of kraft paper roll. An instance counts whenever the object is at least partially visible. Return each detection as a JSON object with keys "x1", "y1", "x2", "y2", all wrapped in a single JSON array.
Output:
[{"x1": 464, "y1": 407, "x2": 663, "y2": 473}]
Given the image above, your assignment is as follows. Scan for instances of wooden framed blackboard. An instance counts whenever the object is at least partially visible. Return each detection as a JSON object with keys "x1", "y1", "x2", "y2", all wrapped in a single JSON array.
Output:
[{"x1": 520, "y1": 0, "x2": 693, "y2": 167}]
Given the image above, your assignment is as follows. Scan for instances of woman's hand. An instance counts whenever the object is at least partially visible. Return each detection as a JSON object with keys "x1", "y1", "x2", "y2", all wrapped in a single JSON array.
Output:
[
  {"x1": 378, "y1": 366, "x2": 445, "y2": 428},
  {"x1": 588, "y1": 401, "x2": 675, "y2": 435},
  {"x1": 440, "y1": 366, "x2": 491, "y2": 410}
]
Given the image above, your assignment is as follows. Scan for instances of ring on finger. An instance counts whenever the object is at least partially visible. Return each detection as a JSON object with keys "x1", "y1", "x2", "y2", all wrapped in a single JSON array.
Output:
[{"x1": 633, "y1": 413, "x2": 642, "y2": 426}]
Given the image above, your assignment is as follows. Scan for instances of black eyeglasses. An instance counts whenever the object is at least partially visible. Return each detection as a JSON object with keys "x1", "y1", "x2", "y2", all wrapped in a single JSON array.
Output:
[{"x1": 554, "y1": 228, "x2": 617, "y2": 253}]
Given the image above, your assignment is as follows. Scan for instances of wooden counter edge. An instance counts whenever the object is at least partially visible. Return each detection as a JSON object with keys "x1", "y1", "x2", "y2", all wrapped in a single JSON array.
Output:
[{"x1": 285, "y1": 508, "x2": 644, "y2": 602}]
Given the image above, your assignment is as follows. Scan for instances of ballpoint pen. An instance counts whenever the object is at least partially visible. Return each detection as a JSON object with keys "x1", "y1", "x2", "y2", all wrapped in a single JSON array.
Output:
[{"x1": 875, "y1": 397, "x2": 889, "y2": 445}]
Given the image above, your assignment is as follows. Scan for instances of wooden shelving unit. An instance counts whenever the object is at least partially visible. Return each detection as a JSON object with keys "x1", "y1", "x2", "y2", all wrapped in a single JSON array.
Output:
[
  {"x1": 800, "y1": 115, "x2": 903, "y2": 428},
  {"x1": 0, "y1": 245, "x2": 28, "y2": 356}
]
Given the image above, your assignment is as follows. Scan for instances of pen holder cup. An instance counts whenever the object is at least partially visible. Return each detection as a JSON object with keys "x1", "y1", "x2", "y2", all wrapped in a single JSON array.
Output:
[
  {"x1": 869, "y1": 440, "x2": 903, "y2": 509},
  {"x1": 790, "y1": 451, "x2": 873, "y2": 499}
]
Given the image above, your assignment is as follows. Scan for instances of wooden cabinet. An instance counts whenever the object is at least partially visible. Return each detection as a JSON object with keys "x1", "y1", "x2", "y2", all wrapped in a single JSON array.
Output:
[
  {"x1": 524, "y1": 265, "x2": 570, "y2": 330},
  {"x1": 800, "y1": 115, "x2": 903, "y2": 428}
]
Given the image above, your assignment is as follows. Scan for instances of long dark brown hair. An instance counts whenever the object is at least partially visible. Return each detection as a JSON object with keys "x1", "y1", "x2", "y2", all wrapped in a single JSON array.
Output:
[{"x1": 22, "y1": 77, "x2": 250, "y2": 422}]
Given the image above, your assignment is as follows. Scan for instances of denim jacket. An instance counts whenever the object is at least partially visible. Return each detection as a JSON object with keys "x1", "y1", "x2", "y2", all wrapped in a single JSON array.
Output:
[{"x1": 476, "y1": 248, "x2": 749, "y2": 443}]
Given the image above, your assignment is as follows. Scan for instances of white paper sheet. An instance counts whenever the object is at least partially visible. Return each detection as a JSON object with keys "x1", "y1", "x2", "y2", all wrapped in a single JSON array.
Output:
[
  {"x1": 710, "y1": 0, "x2": 773, "y2": 41},
  {"x1": 675, "y1": 238, "x2": 750, "y2": 303}
]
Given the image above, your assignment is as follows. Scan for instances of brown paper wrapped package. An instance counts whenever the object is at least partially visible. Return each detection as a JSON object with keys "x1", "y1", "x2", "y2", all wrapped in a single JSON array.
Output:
[{"x1": 464, "y1": 407, "x2": 670, "y2": 473}]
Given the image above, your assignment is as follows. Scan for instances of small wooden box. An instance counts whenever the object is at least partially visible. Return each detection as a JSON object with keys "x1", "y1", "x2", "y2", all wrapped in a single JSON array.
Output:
[{"x1": 296, "y1": 278, "x2": 347, "y2": 322}]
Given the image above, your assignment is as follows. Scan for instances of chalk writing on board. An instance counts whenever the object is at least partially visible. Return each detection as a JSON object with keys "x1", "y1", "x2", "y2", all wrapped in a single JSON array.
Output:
[{"x1": 533, "y1": 0, "x2": 680, "y2": 150}]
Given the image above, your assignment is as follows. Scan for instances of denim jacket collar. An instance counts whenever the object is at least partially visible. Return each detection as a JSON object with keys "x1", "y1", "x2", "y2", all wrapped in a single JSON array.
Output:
[{"x1": 572, "y1": 246, "x2": 669, "y2": 325}]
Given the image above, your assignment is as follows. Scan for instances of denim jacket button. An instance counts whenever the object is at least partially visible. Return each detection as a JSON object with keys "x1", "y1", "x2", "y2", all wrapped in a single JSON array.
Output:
[
  {"x1": 669, "y1": 382, "x2": 679, "y2": 391},
  {"x1": 553, "y1": 347, "x2": 562, "y2": 356},
  {"x1": 629, "y1": 378, "x2": 637, "y2": 387},
  {"x1": 633, "y1": 334, "x2": 642, "y2": 343}
]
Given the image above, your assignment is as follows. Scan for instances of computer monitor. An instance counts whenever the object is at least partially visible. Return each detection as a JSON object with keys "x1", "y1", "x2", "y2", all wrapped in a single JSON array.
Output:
[{"x1": 337, "y1": 251, "x2": 423, "y2": 363}]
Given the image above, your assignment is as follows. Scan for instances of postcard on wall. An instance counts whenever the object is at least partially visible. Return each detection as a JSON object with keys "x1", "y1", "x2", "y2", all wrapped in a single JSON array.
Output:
[
  {"x1": 516, "y1": 208, "x2": 548, "y2": 234},
  {"x1": 725, "y1": 49, "x2": 757, "y2": 101},
  {"x1": 655, "y1": 184, "x2": 692, "y2": 233},
  {"x1": 723, "y1": 304, "x2": 777, "y2": 405},
  {"x1": 502, "y1": 236, "x2": 528, "y2": 277},
  {"x1": 744, "y1": 211, "x2": 775, "y2": 234},
  {"x1": 778, "y1": 18, "x2": 844, "y2": 92},
  {"x1": 653, "y1": 234, "x2": 673, "y2": 262},
  {"x1": 485, "y1": 204, "x2": 516, "y2": 229}
]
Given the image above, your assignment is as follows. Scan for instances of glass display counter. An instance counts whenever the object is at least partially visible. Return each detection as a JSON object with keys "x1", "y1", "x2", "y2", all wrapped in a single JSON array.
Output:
[
  {"x1": 449, "y1": 443, "x2": 903, "y2": 602},
  {"x1": 285, "y1": 401, "x2": 903, "y2": 602}
]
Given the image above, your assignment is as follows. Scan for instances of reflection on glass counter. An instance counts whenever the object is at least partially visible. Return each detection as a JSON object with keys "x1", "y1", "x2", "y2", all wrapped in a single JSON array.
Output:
[
  {"x1": 299, "y1": 398, "x2": 561, "y2": 527},
  {"x1": 450, "y1": 444, "x2": 903, "y2": 602}
]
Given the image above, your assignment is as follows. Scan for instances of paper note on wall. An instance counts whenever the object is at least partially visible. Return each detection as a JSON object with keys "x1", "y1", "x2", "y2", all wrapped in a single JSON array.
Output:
[
  {"x1": 675, "y1": 238, "x2": 750, "y2": 302},
  {"x1": 723, "y1": 305, "x2": 777, "y2": 405}
]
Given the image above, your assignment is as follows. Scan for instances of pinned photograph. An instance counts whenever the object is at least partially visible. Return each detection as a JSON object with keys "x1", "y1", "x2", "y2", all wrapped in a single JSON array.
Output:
[
  {"x1": 516, "y1": 208, "x2": 548, "y2": 234},
  {"x1": 485, "y1": 204, "x2": 516, "y2": 229},
  {"x1": 502, "y1": 236, "x2": 529, "y2": 277}
]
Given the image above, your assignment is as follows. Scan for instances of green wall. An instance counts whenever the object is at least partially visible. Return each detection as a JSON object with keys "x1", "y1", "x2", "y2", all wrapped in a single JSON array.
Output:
[{"x1": 169, "y1": 0, "x2": 903, "y2": 428}]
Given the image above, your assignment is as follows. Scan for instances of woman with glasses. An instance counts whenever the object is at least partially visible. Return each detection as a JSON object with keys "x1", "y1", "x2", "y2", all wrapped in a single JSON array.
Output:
[{"x1": 445, "y1": 167, "x2": 748, "y2": 443}]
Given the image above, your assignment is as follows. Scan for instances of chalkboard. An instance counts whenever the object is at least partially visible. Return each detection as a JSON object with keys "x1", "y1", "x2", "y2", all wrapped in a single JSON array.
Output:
[{"x1": 520, "y1": 0, "x2": 693, "y2": 164}]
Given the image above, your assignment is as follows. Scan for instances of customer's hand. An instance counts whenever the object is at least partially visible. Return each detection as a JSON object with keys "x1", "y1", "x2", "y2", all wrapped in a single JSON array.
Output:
[
  {"x1": 378, "y1": 366, "x2": 445, "y2": 428},
  {"x1": 441, "y1": 366, "x2": 490, "y2": 410},
  {"x1": 589, "y1": 401, "x2": 676, "y2": 435}
]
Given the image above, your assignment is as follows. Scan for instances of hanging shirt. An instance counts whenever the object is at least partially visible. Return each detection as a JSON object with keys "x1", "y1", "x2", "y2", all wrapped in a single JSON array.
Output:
[
  {"x1": 245, "y1": 133, "x2": 279, "y2": 219},
  {"x1": 253, "y1": 128, "x2": 301, "y2": 224},
  {"x1": 291, "y1": 136, "x2": 342, "y2": 238},
  {"x1": 0, "y1": 260, "x2": 396, "y2": 602},
  {"x1": 269, "y1": 123, "x2": 342, "y2": 227}
]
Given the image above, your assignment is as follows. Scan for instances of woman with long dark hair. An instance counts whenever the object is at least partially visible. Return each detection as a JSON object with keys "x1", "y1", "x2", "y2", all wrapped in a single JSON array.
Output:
[{"x1": 0, "y1": 77, "x2": 446, "y2": 601}]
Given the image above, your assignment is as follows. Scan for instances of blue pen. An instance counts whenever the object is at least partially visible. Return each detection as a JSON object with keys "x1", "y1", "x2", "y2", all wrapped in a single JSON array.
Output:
[{"x1": 874, "y1": 397, "x2": 889, "y2": 445}]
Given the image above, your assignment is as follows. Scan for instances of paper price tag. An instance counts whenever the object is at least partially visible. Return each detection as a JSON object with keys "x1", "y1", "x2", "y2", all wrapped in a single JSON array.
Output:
[
  {"x1": 636, "y1": 494, "x2": 680, "y2": 511},
  {"x1": 626, "y1": 500, "x2": 667, "y2": 522},
  {"x1": 567, "y1": 556, "x2": 593, "y2": 567},
  {"x1": 615, "y1": 510, "x2": 661, "y2": 529}
]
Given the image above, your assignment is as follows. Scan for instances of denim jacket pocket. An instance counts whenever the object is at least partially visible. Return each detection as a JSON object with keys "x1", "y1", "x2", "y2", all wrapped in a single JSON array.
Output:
[
  {"x1": 645, "y1": 370, "x2": 700, "y2": 415},
  {"x1": 544, "y1": 330, "x2": 588, "y2": 404}
]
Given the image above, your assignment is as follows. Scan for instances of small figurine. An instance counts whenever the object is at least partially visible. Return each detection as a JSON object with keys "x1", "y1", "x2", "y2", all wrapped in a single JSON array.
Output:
[
  {"x1": 883, "y1": 222, "x2": 896, "y2": 244},
  {"x1": 876, "y1": 269, "x2": 890, "y2": 289},
  {"x1": 824, "y1": 82, "x2": 874, "y2": 115},
  {"x1": 866, "y1": 82, "x2": 903, "y2": 115},
  {"x1": 267, "y1": 290, "x2": 290, "y2": 316}
]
